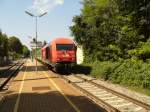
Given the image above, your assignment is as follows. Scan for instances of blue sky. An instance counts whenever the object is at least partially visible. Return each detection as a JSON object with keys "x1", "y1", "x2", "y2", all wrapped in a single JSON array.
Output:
[{"x1": 0, "y1": 0, "x2": 82, "y2": 49}]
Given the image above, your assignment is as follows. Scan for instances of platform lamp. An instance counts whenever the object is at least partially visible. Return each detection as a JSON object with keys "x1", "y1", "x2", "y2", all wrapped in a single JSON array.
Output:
[{"x1": 25, "y1": 11, "x2": 47, "y2": 72}]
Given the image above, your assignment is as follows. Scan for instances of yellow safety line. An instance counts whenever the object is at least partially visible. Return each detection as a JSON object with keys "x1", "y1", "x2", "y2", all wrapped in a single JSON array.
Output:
[
  {"x1": 13, "y1": 62, "x2": 28, "y2": 112},
  {"x1": 43, "y1": 71, "x2": 81, "y2": 112}
]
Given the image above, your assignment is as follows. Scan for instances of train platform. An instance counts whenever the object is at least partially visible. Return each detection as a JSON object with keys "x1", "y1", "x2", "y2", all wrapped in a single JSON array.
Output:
[{"x1": 0, "y1": 59, "x2": 104, "y2": 112}]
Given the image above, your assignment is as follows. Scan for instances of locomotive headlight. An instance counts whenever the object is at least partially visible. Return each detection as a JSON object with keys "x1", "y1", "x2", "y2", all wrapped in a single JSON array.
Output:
[
  {"x1": 65, "y1": 54, "x2": 69, "y2": 57},
  {"x1": 72, "y1": 57, "x2": 75, "y2": 60},
  {"x1": 57, "y1": 58, "x2": 60, "y2": 61}
]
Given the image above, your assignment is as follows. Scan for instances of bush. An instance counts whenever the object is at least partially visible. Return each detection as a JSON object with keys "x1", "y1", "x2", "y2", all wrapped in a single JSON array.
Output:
[
  {"x1": 129, "y1": 38, "x2": 150, "y2": 61},
  {"x1": 83, "y1": 59, "x2": 150, "y2": 90}
]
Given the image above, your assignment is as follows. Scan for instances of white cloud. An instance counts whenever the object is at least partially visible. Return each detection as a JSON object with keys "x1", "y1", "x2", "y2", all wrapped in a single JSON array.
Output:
[{"x1": 28, "y1": 0, "x2": 64, "y2": 16}]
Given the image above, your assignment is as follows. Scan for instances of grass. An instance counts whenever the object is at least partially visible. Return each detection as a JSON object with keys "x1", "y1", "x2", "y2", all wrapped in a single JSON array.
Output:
[{"x1": 129, "y1": 86, "x2": 150, "y2": 96}]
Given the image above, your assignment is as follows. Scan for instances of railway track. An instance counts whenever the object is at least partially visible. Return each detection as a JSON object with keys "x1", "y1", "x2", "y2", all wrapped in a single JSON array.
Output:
[
  {"x1": 0, "y1": 60, "x2": 25, "y2": 90},
  {"x1": 58, "y1": 74, "x2": 150, "y2": 112},
  {"x1": 0, "y1": 62, "x2": 18, "y2": 75},
  {"x1": 37, "y1": 59, "x2": 150, "y2": 112}
]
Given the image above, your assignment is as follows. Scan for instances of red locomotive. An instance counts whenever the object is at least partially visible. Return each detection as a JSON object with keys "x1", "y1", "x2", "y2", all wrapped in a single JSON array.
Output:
[{"x1": 41, "y1": 38, "x2": 76, "y2": 72}]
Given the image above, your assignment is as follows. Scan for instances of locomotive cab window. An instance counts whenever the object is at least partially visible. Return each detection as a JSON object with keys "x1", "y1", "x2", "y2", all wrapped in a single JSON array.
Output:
[{"x1": 56, "y1": 44, "x2": 74, "y2": 50}]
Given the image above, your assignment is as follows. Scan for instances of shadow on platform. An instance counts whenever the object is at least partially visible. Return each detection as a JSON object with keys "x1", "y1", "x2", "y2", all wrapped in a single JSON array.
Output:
[
  {"x1": 22, "y1": 65, "x2": 49, "y2": 72},
  {"x1": 13, "y1": 76, "x2": 59, "y2": 82},
  {"x1": 0, "y1": 91, "x2": 105, "y2": 112}
]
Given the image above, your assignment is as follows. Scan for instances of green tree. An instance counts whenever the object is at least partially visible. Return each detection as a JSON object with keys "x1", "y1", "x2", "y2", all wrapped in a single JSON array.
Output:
[
  {"x1": 8, "y1": 36, "x2": 23, "y2": 54},
  {"x1": 70, "y1": 0, "x2": 150, "y2": 61},
  {"x1": 70, "y1": 0, "x2": 121, "y2": 61},
  {"x1": 22, "y1": 45, "x2": 30, "y2": 57},
  {"x1": 0, "y1": 31, "x2": 9, "y2": 57},
  {"x1": 116, "y1": 0, "x2": 150, "y2": 42}
]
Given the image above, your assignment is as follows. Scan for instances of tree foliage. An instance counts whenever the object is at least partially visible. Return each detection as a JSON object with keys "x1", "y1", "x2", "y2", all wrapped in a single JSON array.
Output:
[
  {"x1": 0, "y1": 30, "x2": 30, "y2": 62},
  {"x1": 70, "y1": 0, "x2": 150, "y2": 61},
  {"x1": 23, "y1": 45, "x2": 30, "y2": 57},
  {"x1": 116, "y1": 0, "x2": 150, "y2": 41},
  {"x1": 0, "y1": 30, "x2": 9, "y2": 57},
  {"x1": 8, "y1": 36, "x2": 23, "y2": 54}
]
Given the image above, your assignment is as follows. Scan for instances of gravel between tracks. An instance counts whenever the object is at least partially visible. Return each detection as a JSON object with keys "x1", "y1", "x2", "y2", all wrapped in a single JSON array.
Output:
[{"x1": 92, "y1": 77, "x2": 150, "y2": 105}]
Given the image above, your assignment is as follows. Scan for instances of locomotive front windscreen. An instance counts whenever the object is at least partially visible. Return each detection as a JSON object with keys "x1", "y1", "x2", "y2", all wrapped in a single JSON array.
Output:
[{"x1": 56, "y1": 44, "x2": 74, "y2": 50}]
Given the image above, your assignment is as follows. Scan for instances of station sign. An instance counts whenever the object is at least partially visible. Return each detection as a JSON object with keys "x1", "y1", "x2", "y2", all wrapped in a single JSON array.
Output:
[{"x1": 30, "y1": 41, "x2": 43, "y2": 49}]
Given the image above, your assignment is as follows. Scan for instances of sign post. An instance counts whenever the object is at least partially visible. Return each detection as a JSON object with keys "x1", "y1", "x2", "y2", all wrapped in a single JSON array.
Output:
[{"x1": 30, "y1": 40, "x2": 43, "y2": 71}]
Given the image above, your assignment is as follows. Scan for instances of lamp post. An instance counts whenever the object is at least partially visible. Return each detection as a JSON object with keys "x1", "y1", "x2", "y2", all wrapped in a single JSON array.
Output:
[{"x1": 25, "y1": 11, "x2": 47, "y2": 71}]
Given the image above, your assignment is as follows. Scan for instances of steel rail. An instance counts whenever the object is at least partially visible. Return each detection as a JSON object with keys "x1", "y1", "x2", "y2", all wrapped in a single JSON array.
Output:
[
  {"x1": 59, "y1": 75, "x2": 120, "y2": 112},
  {"x1": 37, "y1": 58, "x2": 150, "y2": 111},
  {"x1": 0, "y1": 62, "x2": 19, "y2": 76},
  {"x1": 37, "y1": 59, "x2": 119, "y2": 112},
  {"x1": 0, "y1": 62, "x2": 24, "y2": 90},
  {"x1": 74, "y1": 75, "x2": 150, "y2": 111}
]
